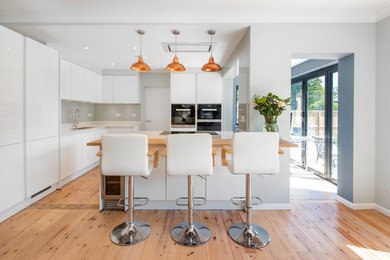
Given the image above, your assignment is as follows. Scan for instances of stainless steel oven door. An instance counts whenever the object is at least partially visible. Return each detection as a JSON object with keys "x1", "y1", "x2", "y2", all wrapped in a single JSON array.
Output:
[
  {"x1": 197, "y1": 104, "x2": 221, "y2": 120},
  {"x1": 171, "y1": 104, "x2": 196, "y2": 126}
]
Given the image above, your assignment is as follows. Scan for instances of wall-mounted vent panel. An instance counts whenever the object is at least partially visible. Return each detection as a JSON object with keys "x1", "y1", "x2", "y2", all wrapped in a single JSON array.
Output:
[{"x1": 162, "y1": 42, "x2": 217, "y2": 53}]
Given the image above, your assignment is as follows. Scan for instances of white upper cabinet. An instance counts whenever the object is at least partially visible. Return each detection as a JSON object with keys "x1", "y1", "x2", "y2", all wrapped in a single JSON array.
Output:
[
  {"x1": 113, "y1": 75, "x2": 140, "y2": 103},
  {"x1": 97, "y1": 74, "x2": 102, "y2": 103},
  {"x1": 0, "y1": 26, "x2": 23, "y2": 147},
  {"x1": 70, "y1": 63, "x2": 86, "y2": 101},
  {"x1": 60, "y1": 59, "x2": 71, "y2": 100},
  {"x1": 102, "y1": 76, "x2": 114, "y2": 103},
  {"x1": 170, "y1": 73, "x2": 196, "y2": 104},
  {"x1": 25, "y1": 38, "x2": 59, "y2": 141},
  {"x1": 86, "y1": 70, "x2": 99, "y2": 102},
  {"x1": 197, "y1": 74, "x2": 223, "y2": 104}
]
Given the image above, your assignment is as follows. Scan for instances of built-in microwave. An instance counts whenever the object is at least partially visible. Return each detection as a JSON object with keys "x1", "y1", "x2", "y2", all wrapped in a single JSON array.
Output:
[{"x1": 171, "y1": 104, "x2": 196, "y2": 130}]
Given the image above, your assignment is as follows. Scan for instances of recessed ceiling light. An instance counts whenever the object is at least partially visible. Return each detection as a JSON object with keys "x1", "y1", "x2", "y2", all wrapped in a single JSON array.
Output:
[
  {"x1": 111, "y1": 62, "x2": 115, "y2": 66},
  {"x1": 84, "y1": 46, "x2": 89, "y2": 50},
  {"x1": 5, "y1": 47, "x2": 11, "y2": 51},
  {"x1": 132, "y1": 46, "x2": 137, "y2": 50}
]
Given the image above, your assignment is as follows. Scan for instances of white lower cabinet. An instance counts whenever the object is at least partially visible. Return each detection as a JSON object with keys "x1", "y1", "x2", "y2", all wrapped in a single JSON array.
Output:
[
  {"x1": 82, "y1": 131, "x2": 99, "y2": 168},
  {"x1": 26, "y1": 137, "x2": 59, "y2": 197},
  {"x1": 107, "y1": 127, "x2": 139, "y2": 133},
  {"x1": 206, "y1": 148, "x2": 245, "y2": 200},
  {"x1": 166, "y1": 175, "x2": 206, "y2": 201},
  {"x1": 0, "y1": 144, "x2": 24, "y2": 212},
  {"x1": 134, "y1": 147, "x2": 166, "y2": 200},
  {"x1": 60, "y1": 134, "x2": 83, "y2": 179}
]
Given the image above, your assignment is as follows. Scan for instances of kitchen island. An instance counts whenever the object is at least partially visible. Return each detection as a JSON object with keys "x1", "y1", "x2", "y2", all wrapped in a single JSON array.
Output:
[{"x1": 87, "y1": 131, "x2": 297, "y2": 211}]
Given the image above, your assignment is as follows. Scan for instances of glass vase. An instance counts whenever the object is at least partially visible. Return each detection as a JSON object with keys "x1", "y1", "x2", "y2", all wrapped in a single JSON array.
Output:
[{"x1": 263, "y1": 115, "x2": 279, "y2": 132}]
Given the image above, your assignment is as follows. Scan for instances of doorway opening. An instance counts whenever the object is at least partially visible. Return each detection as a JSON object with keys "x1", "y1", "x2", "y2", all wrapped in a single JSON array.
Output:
[{"x1": 290, "y1": 59, "x2": 338, "y2": 200}]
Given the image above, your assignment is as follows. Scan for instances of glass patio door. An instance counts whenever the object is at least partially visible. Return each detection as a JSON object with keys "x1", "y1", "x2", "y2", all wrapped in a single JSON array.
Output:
[{"x1": 291, "y1": 65, "x2": 338, "y2": 183}]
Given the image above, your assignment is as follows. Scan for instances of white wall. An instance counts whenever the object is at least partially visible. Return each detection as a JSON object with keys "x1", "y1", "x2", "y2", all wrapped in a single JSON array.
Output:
[
  {"x1": 222, "y1": 28, "x2": 250, "y2": 132},
  {"x1": 249, "y1": 23, "x2": 376, "y2": 204},
  {"x1": 375, "y1": 16, "x2": 390, "y2": 210}
]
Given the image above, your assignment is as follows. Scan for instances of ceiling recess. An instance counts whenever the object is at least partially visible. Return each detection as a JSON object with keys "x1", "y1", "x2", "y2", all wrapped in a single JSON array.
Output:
[{"x1": 162, "y1": 42, "x2": 217, "y2": 53}]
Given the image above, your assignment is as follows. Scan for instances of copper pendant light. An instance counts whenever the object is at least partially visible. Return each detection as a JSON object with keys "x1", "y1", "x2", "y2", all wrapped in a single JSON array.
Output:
[
  {"x1": 130, "y1": 30, "x2": 151, "y2": 72},
  {"x1": 166, "y1": 30, "x2": 186, "y2": 72},
  {"x1": 201, "y1": 30, "x2": 222, "y2": 72}
]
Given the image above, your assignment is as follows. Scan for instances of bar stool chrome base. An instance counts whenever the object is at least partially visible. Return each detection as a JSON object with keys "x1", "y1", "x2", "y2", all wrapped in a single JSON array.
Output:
[
  {"x1": 228, "y1": 222, "x2": 270, "y2": 248},
  {"x1": 111, "y1": 220, "x2": 151, "y2": 246},
  {"x1": 171, "y1": 221, "x2": 211, "y2": 247}
]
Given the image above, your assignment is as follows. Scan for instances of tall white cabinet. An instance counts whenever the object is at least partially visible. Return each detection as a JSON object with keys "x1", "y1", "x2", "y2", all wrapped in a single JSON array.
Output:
[
  {"x1": 0, "y1": 26, "x2": 25, "y2": 212},
  {"x1": 25, "y1": 38, "x2": 59, "y2": 197},
  {"x1": 170, "y1": 73, "x2": 223, "y2": 104},
  {"x1": 170, "y1": 74, "x2": 196, "y2": 104},
  {"x1": 197, "y1": 74, "x2": 223, "y2": 103}
]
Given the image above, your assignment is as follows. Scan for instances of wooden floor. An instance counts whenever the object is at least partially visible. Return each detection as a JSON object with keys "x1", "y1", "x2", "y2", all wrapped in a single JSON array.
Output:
[{"x1": 1, "y1": 168, "x2": 390, "y2": 259}]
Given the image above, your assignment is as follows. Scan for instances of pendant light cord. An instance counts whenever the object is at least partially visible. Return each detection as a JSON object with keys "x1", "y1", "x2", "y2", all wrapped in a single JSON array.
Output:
[
  {"x1": 175, "y1": 33, "x2": 177, "y2": 56},
  {"x1": 210, "y1": 34, "x2": 213, "y2": 56},
  {"x1": 139, "y1": 34, "x2": 142, "y2": 56}
]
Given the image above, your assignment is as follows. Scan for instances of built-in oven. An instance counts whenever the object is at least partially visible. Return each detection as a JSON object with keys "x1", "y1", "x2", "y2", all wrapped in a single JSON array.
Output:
[
  {"x1": 197, "y1": 104, "x2": 221, "y2": 120},
  {"x1": 171, "y1": 104, "x2": 196, "y2": 131},
  {"x1": 197, "y1": 104, "x2": 222, "y2": 133}
]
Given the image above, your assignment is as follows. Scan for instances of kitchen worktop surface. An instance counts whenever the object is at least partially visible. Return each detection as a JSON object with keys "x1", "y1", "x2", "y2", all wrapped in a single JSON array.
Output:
[
  {"x1": 61, "y1": 121, "x2": 141, "y2": 136},
  {"x1": 86, "y1": 131, "x2": 298, "y2": 148}
]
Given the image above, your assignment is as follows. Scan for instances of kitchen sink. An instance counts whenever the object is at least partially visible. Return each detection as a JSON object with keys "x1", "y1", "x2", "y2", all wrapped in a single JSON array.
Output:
[{"x1": 72, "y1": 126, "x2": 94, "y2": 130}]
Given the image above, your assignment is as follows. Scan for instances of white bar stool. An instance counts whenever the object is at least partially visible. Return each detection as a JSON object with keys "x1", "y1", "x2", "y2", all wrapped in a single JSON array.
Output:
[
  {"x1": 166, "y1": 134, "x2": 213, "y2": 247},
  {"x1": 225, "y1": 132, "x2": 279, "y2": 248},
  {"x1": 101, "y1": 134, "x2": 154, "y2": 246}
]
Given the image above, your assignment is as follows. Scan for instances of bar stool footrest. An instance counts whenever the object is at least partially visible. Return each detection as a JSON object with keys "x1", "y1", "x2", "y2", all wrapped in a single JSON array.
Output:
[
  {"x1": 231, "y1": 196, "x2": 263, "y2": 206},
  {"x1": 116, "y1": 197, "x2": 150, "y2": 207},
  {"x1": 176, "y1": 196, "x2": 206, "y2": 206}
]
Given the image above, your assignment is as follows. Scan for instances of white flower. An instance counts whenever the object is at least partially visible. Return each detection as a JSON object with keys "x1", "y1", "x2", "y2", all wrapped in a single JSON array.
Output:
[{"x1": 278, "y1": 101, "x2": 285, "y2": 107}]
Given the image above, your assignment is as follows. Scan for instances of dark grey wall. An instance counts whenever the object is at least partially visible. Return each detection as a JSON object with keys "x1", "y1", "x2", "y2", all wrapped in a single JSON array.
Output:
[
  {"x1": 337, "y1": 54, "x2": 354, "y2": 203},
  {"x1": 292, "y1": 59, "x2": 337, "y2": 79}
]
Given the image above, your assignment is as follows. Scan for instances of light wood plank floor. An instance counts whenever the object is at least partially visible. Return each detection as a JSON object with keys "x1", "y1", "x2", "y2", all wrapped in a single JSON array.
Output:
[{"x1": 1, "y1": 167, "x2": 389, "y2": 259}]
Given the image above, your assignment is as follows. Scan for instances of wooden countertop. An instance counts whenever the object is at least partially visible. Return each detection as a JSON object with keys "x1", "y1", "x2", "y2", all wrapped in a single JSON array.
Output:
[{"x1": 87, "y1": 133, "x2": 298, "y2": 148}]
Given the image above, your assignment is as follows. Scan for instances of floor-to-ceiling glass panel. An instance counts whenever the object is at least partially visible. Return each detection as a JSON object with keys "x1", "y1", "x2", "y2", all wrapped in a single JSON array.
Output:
[
  {"x1": 331, "y1": 72, "x2": 338, "y2": 181},
  {"x1": 290, "y1": 81, "x2": 304, "y2": 166},
  {"x1": 306, "y1": 75, "x2": 326, "y2": 175}
]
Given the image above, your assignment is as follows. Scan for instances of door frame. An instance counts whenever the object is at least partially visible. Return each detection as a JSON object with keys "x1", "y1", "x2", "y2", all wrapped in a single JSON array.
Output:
[{"x1": 291, "y1": 64, "x2": 338, "y2": 183}]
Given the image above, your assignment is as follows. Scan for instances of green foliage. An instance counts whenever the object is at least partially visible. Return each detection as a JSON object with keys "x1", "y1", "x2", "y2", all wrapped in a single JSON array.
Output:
[
  {"x1": 252, "y1": 92, "x2": 291, "y2": 117},
  {"x1": 291, "y1": 77, "x2": 340, "y2": 111}
]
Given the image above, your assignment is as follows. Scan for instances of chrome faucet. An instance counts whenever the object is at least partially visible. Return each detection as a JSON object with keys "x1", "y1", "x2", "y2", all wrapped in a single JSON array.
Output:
[{"x1": 73, "y1": 108, "x2": 80, "y2": 129}]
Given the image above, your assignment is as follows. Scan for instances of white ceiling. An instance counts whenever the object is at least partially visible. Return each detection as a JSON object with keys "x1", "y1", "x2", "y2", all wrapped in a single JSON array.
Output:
[
  {"x1": 7, "y1": 24, "x2": 249, "y2": 72},
  {"x1": 2, "y1": 0, "x2": 390, "y2": 72},
  {"x1": 1, "y1": 0, "x2": 389, "y2": 23}
]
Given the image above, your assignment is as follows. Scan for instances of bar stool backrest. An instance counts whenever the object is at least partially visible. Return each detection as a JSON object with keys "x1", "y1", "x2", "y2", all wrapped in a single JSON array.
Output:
[
  {"x1": 232, "y1": 132, "x2": 279, "y2": 175},
  {"x1": 101, "y1": 134, "x2": 149, "y2": 176},
  {"x1": 166, "y1": 134, "x2": 213, "y2": 176}
]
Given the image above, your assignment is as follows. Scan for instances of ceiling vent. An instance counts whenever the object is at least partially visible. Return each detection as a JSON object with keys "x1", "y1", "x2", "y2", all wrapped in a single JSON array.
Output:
[{"x1": 162, "y1": 42, "x2": 217, "y2": 53}]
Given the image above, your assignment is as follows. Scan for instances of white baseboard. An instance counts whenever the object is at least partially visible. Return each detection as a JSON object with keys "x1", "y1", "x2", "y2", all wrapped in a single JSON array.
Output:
[
  {"x1": 336, "y1": 195, "x2": 354, "y2": 209},
  {"x1": 60, "y1": 162, "x2": 99, "y2": 187},
  {"x1": 337, "y1": 195, "x2": 376, "y2": 210},
  {"x1": 0, "y1": 185, "x2": 57, "y2": 223},
  {"x1": 375, "y1": 204, "x2": 390, "y2": 217},
  {"x1": 337, "y1": 196, "x2": 390, "y2": 217}
]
